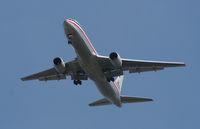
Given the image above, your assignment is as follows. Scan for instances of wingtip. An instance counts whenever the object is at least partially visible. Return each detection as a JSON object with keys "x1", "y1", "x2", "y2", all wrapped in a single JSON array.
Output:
[
  {"x1": 178, "y1": 62, "x2": 186, "y2": 66},
  {"x1": 150, "y1": 98, "x2": 154, "y2": 101},
  {"x1": 21, "y1": 78, "x2": 26, "y2": 81},
  {"x1": 176, "y1": 62, "x2": 186, "y2": 67},
  {"x1": 88, "y1": 104, "x2": 93, "y2": 107}
]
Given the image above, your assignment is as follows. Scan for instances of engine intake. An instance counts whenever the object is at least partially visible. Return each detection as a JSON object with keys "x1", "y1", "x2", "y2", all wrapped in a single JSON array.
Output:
[
  {"x1": 110, "y1": 52, "x2": 118, "y2": 60},
  {"x1": 53, "y1": 57, "x2": 66, "y2": 73},
  {"x1": 109, "y1": 52, "x2": 122, "y2": 68}
]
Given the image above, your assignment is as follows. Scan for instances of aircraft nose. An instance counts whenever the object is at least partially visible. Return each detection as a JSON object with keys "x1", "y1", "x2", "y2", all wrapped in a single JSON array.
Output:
[
  {"x1": 63, "y1": 19, "x2": 74, "y2": 29},
  {"x1": 63, "y1": 19, "x2": 70, "y2": 26},
  {"x1": 63, "y1": 19, "x2": 75, "y2": 30},
  {"x1": 63, "y1": 19, "x2": 73, "y2": 36}
]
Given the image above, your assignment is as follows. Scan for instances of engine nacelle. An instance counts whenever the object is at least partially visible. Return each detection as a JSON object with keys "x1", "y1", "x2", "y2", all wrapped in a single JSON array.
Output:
[
  {"x1": 109, "y1": 52, "x2": 122, "y2": 68},
  {"x1": 53, "y1": 57, "x2": 66, "y2": 73}
]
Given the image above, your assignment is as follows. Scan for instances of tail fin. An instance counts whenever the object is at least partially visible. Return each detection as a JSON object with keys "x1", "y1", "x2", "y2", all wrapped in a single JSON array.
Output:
[{"x1": 114, "y1": 75, "x2": 124, "y2": 92}]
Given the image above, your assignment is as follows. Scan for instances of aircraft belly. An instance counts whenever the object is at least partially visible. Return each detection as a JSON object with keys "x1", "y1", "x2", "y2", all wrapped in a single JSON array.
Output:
[
  {"x1": 66, "y1": 21, "x2": 121, "y2": 106},
  {"x1": 95, "y1": 81, "x2": 116, "y2": 97},
  {"x1": 73, "y1": 42, "x2": 120, "y2": 105},
  {"x1": 69, "y1": 26, "x2": 95, "y2": 58},
  {"x1": 72, "y1": 35, "x2": 93, "y2": 61},
  {"x1": 71, "y1": 36, "x2": 102, "y2": 79},
  {"x1": 95, "y1": 81, "x2": 121, "y2": 106}
]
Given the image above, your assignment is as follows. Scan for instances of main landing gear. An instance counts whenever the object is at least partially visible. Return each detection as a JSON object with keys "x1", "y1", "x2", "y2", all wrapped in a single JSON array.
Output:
[
  {"x1": 68, "y1": 40, "x2": 72, "y2": 44},
  {"x1": 73, "y1": 80, "x2": 82, "y2": 85},
  {"x1": 107, "y1": 77, "x2": 115, "y2": 82}
]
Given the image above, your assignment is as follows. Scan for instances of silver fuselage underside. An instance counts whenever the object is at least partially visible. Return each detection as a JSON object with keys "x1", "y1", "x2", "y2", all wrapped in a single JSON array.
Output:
[{"x1": 64, "y1": 20, "x2": 121, "y2": 107}]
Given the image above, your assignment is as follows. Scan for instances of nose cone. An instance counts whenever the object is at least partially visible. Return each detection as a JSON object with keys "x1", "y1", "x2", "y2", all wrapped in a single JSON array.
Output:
[
  {"x1": 63, "y1": 19, "x2": 70, "y2": 23},
  {"x1": 63, "y1": 19, "x2": 74, "y2": 35},
  {"x1": 63, "y1": 19, "x2": 70, "y2": 28}
]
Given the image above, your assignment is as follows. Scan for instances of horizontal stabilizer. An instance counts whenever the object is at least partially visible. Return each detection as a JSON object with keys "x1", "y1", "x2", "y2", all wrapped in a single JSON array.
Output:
[
  {"x1": 89, "y1": 96, "x2": 153, "y2": 107},
  {"x1": 120, "y1": 96, "x2": 153, "y2": 103},
  {"x1": 89, "y1": 98, "x2": 111, "y2": 107}
]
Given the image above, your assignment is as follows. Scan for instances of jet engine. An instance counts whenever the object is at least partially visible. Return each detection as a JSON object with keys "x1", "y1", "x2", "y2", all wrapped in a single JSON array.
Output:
[
  {"x1": 53, "y1": 57, "x2": 66, "y2": 73},
  {"x1": 109, "y1": 52, "x2": 122, "y2": 68}
]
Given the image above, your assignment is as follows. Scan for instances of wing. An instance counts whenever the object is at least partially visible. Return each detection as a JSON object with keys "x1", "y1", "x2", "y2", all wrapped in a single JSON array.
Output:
[
  {"x1": 122, "y1": 58, "x2": 186, "y2": 73},
  {"x1": 96, "y1": 55, "x2": 185, "y2": 76},
  {"x1": 21, "y1": 59, "x2": 88, "y2": 81}
]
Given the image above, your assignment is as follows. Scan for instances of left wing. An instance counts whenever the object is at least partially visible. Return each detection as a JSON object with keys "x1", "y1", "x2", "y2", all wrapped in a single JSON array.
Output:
[
  {"x1": 96, "y1": 55, "x2": 185, "y2": 76},
  {"x1": 21, "y1": 67, "x2": 63, "y2": 81},
  {"x1": 21, "y1": 59, "x2": 88, "y2": 81}
]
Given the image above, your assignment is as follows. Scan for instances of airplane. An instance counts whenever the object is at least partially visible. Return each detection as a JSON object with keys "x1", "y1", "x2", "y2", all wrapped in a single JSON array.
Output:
[{"x1": 21, "y1": 19, "x2": 186, "y2": 107}]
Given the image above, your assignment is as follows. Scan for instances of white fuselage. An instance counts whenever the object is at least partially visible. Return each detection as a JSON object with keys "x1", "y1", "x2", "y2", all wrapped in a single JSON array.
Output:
[{"x1": 64, "y1": 19, "x2": 121, "y2": 107}]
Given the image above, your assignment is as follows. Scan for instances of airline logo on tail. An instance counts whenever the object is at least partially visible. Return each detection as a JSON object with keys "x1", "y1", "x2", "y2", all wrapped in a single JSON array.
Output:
[{"x1": 114, "y1": 75, "x2": 124, "y2": 93}]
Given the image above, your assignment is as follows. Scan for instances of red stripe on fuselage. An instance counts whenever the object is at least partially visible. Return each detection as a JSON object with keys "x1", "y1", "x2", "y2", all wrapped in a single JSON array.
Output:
[
  {"x1": 67, "y1": 19, "x2": 98, "y2": 55},
  {"x1": 67, "y1": 19, "x2": 119, "y2": 93},
  {"x1": 112, "y1": 81, "x2": 120, "y2": 93}
]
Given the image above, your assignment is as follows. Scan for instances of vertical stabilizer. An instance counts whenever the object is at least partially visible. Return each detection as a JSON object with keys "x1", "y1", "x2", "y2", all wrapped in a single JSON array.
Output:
[{"x1": 114, "y1": 75, "x2": 124, "y2": 92}]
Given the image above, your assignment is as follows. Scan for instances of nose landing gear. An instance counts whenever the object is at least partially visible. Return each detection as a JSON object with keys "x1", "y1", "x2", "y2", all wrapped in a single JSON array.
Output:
[{"x1": 67, "y1": 34, "x2": 72, "y2": 44}]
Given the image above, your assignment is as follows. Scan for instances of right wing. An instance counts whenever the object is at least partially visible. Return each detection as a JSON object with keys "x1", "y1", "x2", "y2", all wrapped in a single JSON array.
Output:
[
  {"x1": 96, "y1": 55, "x2": 185, "y2": 76},
  {"x1": 122, "y1": 58, "x2": 185, "y2": 73},
  {"x1": 21, "y1": 59, "x2": 88, "y2": 81},
  {"x1": 120, "y1": 96, "x2": 153, "y2": 103}
]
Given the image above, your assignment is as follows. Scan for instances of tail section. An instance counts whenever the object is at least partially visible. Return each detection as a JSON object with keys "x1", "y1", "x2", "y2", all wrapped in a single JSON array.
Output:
[
  {"x1": 89, "y1": 96, "x2": 153, "y2": 107},
  {"x1": 89, "y1": 98, "x2": 111, "y2": 107},
  {"x1": 120, "y1": 96, "x2": 153, "y2": 103},
  {"x1": 114, "y1": 75, "x2": 124, "y2": 92}
]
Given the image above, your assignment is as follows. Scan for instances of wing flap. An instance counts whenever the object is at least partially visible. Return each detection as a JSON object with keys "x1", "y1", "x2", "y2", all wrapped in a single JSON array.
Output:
[
  {"x1": 21, "y1": 59, "x2": 87, "y2": 81},
  {"x1": 21, "y1": 68, "x2": 58, "y2": 81},
  {"x1": 129, "y1": 66, "x2": 164, "y2": 73},
  {"x1": 96, "y1": 55, "x2": 185, "y2": 74},
  {"x1": 122, "y1": 58, "x2": 185, "y2": 71},
  {"x1": 38, "y1": 74, "x2": 66, "y2": 81}
]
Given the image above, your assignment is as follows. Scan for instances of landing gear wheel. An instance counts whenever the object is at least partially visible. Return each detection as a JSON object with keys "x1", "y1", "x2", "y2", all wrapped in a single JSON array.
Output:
[
  {"x1": 107, "y1": 77, "x2": 114, "y2": 82},
  {"x1": 79, "y1": 80, "x2": 82, "y2": 85},
  {"x1": 107, "y1": 78, "x2": 111, "y2": 82},
  {"x1": 68, "y1": 40, "x2": 72, "y2": 44},
  {"x1": 111, "y1": 77, "x2": 114, "y2": 82},
  {"x1": 77, "y1": 80, "x2": 82, "y2": 85},
  {"x1": 73, "y1": 80, "x2": 78, "y2": 85},
  {"x1": 73, "y1": 80, "x2": 82, "y2": 85}
]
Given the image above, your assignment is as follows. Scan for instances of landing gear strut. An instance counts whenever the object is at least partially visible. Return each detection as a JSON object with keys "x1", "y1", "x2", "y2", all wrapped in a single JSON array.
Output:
[
  {"x1": 68, "y1": 40, "x2": 72, "y2": 44},
  {"x1": 67, "y1": 34, "x2": 72, "y2": 44},
  {"x1": 73, "y1": 80, "x2": 82, "y2": 85}
]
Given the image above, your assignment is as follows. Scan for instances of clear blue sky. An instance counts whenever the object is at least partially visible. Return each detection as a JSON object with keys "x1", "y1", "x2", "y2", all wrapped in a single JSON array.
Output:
[{"x1": 0, "y1": 0, "x2": 199, "y2": 129}]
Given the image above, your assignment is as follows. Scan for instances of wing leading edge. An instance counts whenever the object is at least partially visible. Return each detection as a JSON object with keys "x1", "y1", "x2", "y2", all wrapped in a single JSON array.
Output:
[
  {"x1": 96, "y1": 55, "x2": 185, "y2": 74},
  {"x1": 21, "y1": 59, "x2": 87, "y2": 81}
]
